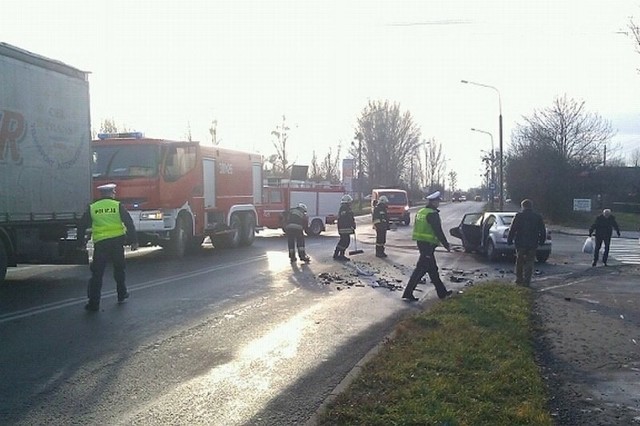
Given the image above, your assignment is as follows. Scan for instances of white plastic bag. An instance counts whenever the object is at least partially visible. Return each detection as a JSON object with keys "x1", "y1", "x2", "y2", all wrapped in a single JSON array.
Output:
[{"x1": 582, "y1": 236, "x2": 594, "y2": 254}]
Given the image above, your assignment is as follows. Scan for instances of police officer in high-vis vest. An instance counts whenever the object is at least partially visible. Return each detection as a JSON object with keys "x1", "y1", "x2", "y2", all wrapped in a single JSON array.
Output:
[
  {"x1": 402, "y1": 191, "x2": 453, "y2": 301},
  {"x1": 78, "y1": 183, "x2": 138, "y2": 312}
]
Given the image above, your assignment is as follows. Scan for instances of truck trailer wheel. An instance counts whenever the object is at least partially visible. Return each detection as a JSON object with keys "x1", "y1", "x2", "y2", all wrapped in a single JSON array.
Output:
[
  {"x1": 0, "y1": 243, "x2": 7, "y2": 284},
  {"x1": 240, "y1": 214, "x2": 256, "y2": 246},
  {"x1": 306, "y1": 219, "x2": 324, "y2": 236},
  {"x1": 170, "y1": 215, "x2": 192, "y2": 257}
]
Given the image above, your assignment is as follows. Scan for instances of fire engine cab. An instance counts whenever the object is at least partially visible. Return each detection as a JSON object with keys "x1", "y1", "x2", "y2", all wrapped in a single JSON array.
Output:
[{"x1": 92, "y1": 133, "x2": 262, "y2": 256}]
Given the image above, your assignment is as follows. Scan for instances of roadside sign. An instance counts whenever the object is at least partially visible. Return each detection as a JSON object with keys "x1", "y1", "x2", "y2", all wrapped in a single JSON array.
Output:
[
  {"x1": 489, "y1": 182, "x2": 496, "y2": 190},
  {"x1": 573, "y1": 198, "x2": 591, "y2": 212}
]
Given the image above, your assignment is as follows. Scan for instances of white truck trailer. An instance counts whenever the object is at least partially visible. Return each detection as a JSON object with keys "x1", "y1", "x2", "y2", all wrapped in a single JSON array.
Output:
[{"x1": 0, "y1": 43, "x2": 92, "y2": 282}]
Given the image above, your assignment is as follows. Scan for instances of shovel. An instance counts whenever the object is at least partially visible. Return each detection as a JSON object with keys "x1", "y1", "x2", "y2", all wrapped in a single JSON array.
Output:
[{"x1": 348, "y1": 231, "x2": 364, "y2": 255}]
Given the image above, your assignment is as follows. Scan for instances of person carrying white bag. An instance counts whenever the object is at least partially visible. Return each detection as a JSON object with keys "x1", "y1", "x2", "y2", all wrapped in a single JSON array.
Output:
[
  {"x1": 582, "y1": 236, "x2": 594, "y2": 254},
  {"x1": 588, "y1": 209, "x2": 621, "y2": 266}
]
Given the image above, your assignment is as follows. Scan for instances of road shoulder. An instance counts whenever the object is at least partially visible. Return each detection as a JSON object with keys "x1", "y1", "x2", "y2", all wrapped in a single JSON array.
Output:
[{"x1": 533, "y1": 264, "x2": 640, "y2": 424}]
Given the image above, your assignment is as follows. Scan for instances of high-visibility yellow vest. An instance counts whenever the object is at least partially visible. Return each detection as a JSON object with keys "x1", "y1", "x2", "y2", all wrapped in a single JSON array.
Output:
[
  {"x1": 412, "y1": 207, "x2": 440, "y2": 245},
  {"x1": 90, "y1": 199, "x2": 126, "y2": 243}
]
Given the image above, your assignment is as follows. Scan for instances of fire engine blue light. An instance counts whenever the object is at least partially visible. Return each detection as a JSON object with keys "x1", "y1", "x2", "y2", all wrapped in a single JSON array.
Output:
[{"x1": 97, "y1": 132, "x2": 144, "y2": 140}]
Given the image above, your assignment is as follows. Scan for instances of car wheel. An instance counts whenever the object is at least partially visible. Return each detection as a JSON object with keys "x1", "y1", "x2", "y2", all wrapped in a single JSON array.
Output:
[
  {"x1": 536, "y1": 252, "x2": 550, "y2": 263},
  {"x1": 0, "y1": 243, "x2": 7, "y2": 283},
  {"x1": 486, "y1": 240, "x2": 498, "y2": 261}
]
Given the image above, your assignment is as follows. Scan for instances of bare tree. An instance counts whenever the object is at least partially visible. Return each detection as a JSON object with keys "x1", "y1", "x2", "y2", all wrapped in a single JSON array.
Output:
[
  {"x1": 309, "y1": 151, "x2": 322, "y2": 182},
  {"x1": 630, "y1": 147, "x2": 640, "y2": 167},
  {"x1": 209, "y1": 119, "x2": 219, "y2": 145},
  {"x1": 184, "y1": 121, "x2": 193, "y2": 142},
  {"x1": 320, "y1": 145, "x2": 342, "y2": 183},
  {"x1": 448, "y1": 170, "x2": 458, "y2": 194},
  {"x1": 93, "y1": 118, "x2": 132, "y2": 138},
  {"x1": 511, "y1": 95, "x2": 614, "y2": 168},
  {"x1": 352, "y1": 100, "x2": 422, "y2": 188},
  {"x1": 98, "y1": 118, "x2": 130, "y2": 134},
  {"x1": 424, "y1": 138, "x2": 446, "y2": 189},
  {"x1": 628, "y1": 16, "x2": 640, "y2": 72},
  {"x1": 270, "y1": 115, "x2": 292, "y2": 176}
]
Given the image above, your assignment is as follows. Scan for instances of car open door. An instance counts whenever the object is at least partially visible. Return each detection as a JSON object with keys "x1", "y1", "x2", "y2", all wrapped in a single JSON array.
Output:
[{"x1": 450, "y1": 213, "x2": 483, "y2": 252}]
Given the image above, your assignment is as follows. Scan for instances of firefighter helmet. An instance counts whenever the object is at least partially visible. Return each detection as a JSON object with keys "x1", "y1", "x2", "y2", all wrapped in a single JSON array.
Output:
[
  {"x1": 298, "y1": 203, "x2": 308, "y2": 212},
  {"x1": 378, "y1": 195, "x2": 389, "y2": 204},
  {"x1": 341, "y1": 194, "x2": 353, "y2": 204}
]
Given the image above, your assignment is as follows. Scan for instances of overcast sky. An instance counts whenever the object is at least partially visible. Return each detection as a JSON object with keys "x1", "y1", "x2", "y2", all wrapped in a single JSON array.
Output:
[{"x1": 3, "y1": 0, "x2": 640, "y2": 189}]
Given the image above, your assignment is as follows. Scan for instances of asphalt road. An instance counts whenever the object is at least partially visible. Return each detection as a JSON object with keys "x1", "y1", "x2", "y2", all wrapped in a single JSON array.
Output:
[{"x1": 0, "y1": 201, "x2": 598, "y2": 425}]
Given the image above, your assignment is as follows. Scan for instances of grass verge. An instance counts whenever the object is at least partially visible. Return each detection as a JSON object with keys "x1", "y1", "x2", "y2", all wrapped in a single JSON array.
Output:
[{"x1": 316, "y1": 283, "x2": 553, "y2": 426}]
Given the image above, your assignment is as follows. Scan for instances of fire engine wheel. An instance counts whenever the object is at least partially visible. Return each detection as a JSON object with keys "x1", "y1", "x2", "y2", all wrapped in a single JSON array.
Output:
[
  {"x1": 0, "y1": 243, "x2": 7, "y2": 284},
  {"x1": 240, "y1": 214, "x2": 256, "y2": 246},
  {"x1": 187, "y1": 237, "x2": 205, "y2": 253},
  {"x1": 307, "y1": 219, "x2": 323, "y2": 236},
  {"x1": 227, "y1": 214, "x2": 242, "y2": 248},
  {"x1": 170, "y1": 215, "x2": 192, "y2": 257}
]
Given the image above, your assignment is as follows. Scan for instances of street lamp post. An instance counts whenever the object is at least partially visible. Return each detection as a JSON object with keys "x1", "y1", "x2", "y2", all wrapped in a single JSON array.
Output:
[
  {"x1": 461, "y1": 79, "x2": 503, "y2": 211},
  {"x1": 353, "y1": 132, "x2": 364, "y2": 204},
  {"x1": 470, "y1": 128, "x2": 495, "y2": 209}
]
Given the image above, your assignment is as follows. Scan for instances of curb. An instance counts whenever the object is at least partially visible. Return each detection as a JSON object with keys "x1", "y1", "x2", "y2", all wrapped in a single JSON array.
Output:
[
  {"x1": 304, "y1": 326, "x2": 399, "y2": 426},
  {"x1": 305, "y1": 295, "x2": 442, "y2": 425}
]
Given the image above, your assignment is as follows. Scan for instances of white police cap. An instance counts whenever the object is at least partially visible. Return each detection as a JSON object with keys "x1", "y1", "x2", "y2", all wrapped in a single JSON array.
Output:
[
  {"x1": 426, "y1": 191, "x2": 441, "y2": 200},
  {"x1": 97, "y1": 183, "x2": 117, "y2": 192}
]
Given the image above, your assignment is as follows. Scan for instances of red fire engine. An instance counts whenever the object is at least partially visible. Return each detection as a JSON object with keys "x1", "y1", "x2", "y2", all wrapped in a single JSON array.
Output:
[
  {"x1": 92, "y1": 133, "x2": 263, "y2": 256},
  {"x1": 260, "y1": 180, "x2": 345, "y2": 235}
]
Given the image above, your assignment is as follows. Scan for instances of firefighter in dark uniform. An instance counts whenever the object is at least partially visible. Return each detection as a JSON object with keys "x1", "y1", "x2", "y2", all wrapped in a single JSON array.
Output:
[
  {"x1": 78, "y1": 183, "x2": 138, "y2": 312},
  {"x1": 333, "y1": 194, "x2": 356, "y2": 261},
  {"x1": 372, "y1": 195, "x2": 389, "y2": 258},
  {"x1": 402, "y1": 191, "x2": 453, "y2": 301},
  {"x1": 284, "y1": 203, "x2": 310, "y2": 263}
]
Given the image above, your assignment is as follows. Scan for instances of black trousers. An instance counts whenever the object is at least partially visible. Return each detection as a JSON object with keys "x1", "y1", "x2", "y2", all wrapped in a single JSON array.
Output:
[
  {"x1": 88, "y1": 236, "x2": 127, "y2": 305},
  {"x1": 593, "y1": 235, "x2": 612, "y2": 264},
  {"x1": 375, "y1": 224, "x2": 387, "y2": 253},
  {"x1": 335, "y1": 234, "x2": 351, "y2": 251},
  {"x1": 287, "y1": 229, "x2": 306, "y2": 259},
  {"x1": 403, "y1": 241, "x2": 448, "y2": 298}
]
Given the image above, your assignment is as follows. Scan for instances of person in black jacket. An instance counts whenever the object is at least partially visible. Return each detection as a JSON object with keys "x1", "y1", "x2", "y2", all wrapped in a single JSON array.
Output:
[
  {"x1": 372, "y1": 196, "x2": 389, "y2": 257},
  {"x1": 589, "y1": 208, "x2": 621, "y2": 267},
  {"x1": 284, "y1": 203, "x2": 310, "y2": 263},
  {"x1": 333, "y1": 194, "x2": 356, "y2": 261},
  {"x1": 77, "y1": 183, "x2": 138, "y2": 312},
  {"x1": 507, "y1": 199, "x2": 546, "y2": 286}
]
